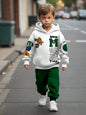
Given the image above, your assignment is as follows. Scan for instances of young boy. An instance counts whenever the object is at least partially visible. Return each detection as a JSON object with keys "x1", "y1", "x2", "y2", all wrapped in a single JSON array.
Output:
[{"x1": 23, "y1": 3, "x2": 69, "y2": 112}]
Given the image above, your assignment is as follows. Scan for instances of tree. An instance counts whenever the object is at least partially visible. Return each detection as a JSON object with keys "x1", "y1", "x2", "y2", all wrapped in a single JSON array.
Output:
[
  {"x1": 62, "y1": 0, "x2": 77, "y2": 7},
  {"x1": 47, "y1": 0, "x2": 58, "y2": 8},
  {"x1": 47, "y1": 0, "x2": 77, "y2": 8}
]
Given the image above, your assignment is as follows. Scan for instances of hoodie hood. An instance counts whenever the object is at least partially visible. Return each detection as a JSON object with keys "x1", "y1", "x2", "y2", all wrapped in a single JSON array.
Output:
[{"x1": 35, "y1": 22, "x2": 60, "y2": 34}]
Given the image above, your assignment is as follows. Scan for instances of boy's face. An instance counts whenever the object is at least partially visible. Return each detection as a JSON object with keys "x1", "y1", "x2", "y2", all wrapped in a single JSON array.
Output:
[{"x1": 39, "y1": 12, "x2": 55, "y2": 29}]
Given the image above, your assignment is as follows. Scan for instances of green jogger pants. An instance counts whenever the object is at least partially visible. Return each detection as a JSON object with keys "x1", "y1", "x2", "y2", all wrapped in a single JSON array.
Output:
[{"x1": 35, "y1": 67, "x2": 60, "y2": 100}]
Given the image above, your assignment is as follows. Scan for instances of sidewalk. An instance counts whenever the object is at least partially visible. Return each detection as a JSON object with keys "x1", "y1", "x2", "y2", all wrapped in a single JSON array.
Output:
[{"x1": 0, "y1": 26, "x2": 34, "y2": 76}]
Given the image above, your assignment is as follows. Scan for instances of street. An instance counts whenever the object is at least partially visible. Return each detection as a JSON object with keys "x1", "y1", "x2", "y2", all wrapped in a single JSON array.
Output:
[{"x1": 0, "y1": 19, "x2": 86, "y2": 115}]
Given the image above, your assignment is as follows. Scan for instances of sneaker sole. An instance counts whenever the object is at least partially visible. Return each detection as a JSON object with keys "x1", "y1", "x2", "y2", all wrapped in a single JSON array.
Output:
[
  {"x1": 38, "y1": 102, "x2": 46, "y2": 106},
  {"x1": 49, "y1": 108, "x2": 58, "y2": 112},
  {"x1": 48, "y1": 107, "x2": 58, "y2": 112}
]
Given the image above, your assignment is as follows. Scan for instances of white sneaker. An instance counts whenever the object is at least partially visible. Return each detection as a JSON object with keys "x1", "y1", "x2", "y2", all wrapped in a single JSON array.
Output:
[
  {"x1": 38, "y1": 95, "x2": 47, "y2": 106},
  {"x1": 49, "y1": 101, "x2": 58, "y2": 112}
]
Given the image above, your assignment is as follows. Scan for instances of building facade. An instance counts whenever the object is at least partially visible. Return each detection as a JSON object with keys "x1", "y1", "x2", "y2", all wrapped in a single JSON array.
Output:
[
  {"x1": 0, "y1": 0, "x2": 2, "y2": 20},
  {"x1": 0, "y1": 0, "x2": 29, "y2": 36},
  {"x1": 0, "y1": 0, "x2": 47, "y2": 36}
]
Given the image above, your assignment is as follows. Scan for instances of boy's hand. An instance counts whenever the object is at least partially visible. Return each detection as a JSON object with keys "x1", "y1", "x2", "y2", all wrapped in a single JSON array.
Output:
[
  {"x1": 24, "y1": 65, "x2": 29, "y2": 70},
  {"x1": 62, "y1": 67, "x2": 66, "y2": 71}
]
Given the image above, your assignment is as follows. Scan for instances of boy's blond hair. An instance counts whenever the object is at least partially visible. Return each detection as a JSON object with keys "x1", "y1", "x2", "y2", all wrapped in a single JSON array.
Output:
[{"x1": 38, "y1": 3, "x2": 55, "y2": 17}]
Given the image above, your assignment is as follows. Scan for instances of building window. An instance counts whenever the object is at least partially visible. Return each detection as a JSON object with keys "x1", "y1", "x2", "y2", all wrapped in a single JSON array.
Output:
[{"x1": 0, "y1": 0, "x2": 2, "y2": 19}]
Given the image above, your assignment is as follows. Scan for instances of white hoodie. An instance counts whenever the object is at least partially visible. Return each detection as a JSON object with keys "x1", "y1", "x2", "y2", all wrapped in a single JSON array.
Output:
[{"x1": 23, "y1": 22, "x2": 69, "y2": 69}]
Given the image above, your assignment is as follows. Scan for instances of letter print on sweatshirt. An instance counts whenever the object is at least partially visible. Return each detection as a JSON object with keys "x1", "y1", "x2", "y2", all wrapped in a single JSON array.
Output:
[{"x1": 49, "y1": 36, "x2": 59, "y2": 63}]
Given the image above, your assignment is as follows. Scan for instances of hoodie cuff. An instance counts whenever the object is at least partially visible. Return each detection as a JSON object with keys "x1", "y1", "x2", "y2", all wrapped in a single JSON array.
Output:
[
  {"x1": 62, "y1": 64, "x2": 67, "y2": 68},
  {"x1": 24, "y1": 61, "x2": 29, "y2": 65}
]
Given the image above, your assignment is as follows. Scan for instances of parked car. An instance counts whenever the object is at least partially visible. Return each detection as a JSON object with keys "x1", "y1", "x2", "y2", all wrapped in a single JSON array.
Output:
[
  {"x1": 62, "y1": 12, "x2": 70, "y2": 19},
  {"x1": 58, "y1": 10, "x2": 64, "y2": 18},
  {"x1": 70, "y1": 11, "x2": 77, "y2": 19},
  {"x1": 55, "y1": 12, "x2": 59, "y2": 19},
  {"x1": 55, "y1": 10, "x2": 64, "y2": 19},
  {"x1": 77, "y1": 9, "x2": 86, "y2": 20}
]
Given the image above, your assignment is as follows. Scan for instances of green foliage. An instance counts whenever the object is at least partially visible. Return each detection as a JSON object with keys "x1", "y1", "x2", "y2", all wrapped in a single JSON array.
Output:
[
  {"x1": 47, "y1": 0, "x2": 77, "y2": 8},
  {"x1": 62, "y1": 0, "x2": 76, "y2": 7},
  {"x1": 47, "y1": 0, "x2": 58, "y2": 8}
]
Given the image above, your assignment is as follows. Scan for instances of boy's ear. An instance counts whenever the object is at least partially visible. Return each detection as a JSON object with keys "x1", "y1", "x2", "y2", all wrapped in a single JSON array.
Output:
[
  {"x1": 53, "y1": 15, "x2": 55, "y2": 19},
  {"x1": 38, "y1": 16, "x2": 41, "y2": 21},
  {"x1": 52, "y1": 15, "x2": 55, "y2": 21}
]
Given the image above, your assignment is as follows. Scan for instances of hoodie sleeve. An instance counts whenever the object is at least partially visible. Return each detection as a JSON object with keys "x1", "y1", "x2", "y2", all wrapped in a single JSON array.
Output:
[
  {"x1": 59, "y1": 31, "x2": 69, "y2": 68},
  {"x1": 22, "y1": 31, "x2": 35, "y2": 65}
]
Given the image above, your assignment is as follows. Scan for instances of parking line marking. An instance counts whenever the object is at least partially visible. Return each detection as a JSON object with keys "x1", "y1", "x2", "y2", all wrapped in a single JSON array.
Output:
[
  {"x1": 75, "y1": 40, "x2": 86, "y2": 43},
  {"x1": 80, "y1": 31, "x2": 86, "y2": 34},
  {"x1": 61, "y1": 28, "x2": 77, "y2": 30},
  {"x1": 74, "y1": 28, "x2": 79, "y2": 30},
  {"x1": 66, "y1": 40, "x2": 71, "y2": 43}
]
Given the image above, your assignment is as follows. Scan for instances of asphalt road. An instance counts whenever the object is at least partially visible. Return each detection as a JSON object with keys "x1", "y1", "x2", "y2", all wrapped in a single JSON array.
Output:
[{"x1": 0, "y1": 19, "x2": 86, "y2": 115}]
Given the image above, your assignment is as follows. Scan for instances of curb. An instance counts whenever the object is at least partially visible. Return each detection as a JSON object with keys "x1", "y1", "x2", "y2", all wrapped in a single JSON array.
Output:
[
  {"x1": 0, "y1": 55, "x2": 22, "y2": 104},
  {"x1": 0, "y1": 49, "x2": 23, "y2": 76},
  {"x1": 0, "y1": 60, "x2": 10, "y2": 75}
]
